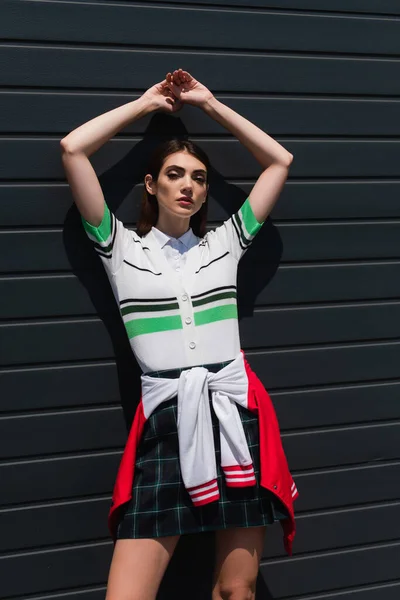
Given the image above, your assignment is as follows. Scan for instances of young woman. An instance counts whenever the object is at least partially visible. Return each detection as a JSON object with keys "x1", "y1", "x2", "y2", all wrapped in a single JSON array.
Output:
[{"x1": 60, "y1": 69, "x2": 297, "y2": 600}]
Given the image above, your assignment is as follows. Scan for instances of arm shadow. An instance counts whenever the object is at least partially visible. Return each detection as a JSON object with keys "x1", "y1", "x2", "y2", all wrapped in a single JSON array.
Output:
[{"x1": 208, "y1": 164, "x2": 283, "y2": 321}]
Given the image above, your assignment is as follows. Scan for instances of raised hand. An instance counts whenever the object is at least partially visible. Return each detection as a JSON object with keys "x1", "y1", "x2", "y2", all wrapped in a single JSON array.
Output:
[
  {"x1": 165, "y1": 69, "x2": 214, "y2": 108},
  {"x1": 141, "y1": 79, "x2": 183, "y2": 113}
]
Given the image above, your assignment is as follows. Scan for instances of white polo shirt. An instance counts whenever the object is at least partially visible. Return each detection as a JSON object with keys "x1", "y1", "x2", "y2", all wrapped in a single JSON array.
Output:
[{"x1": 82, "y1": 197, "x2": 264, "y2": 373}]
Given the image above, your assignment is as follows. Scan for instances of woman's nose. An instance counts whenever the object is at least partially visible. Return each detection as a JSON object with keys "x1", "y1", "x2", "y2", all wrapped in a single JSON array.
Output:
[{"x1": 181, "y1": 178, "x2": 193, "y2": 192}]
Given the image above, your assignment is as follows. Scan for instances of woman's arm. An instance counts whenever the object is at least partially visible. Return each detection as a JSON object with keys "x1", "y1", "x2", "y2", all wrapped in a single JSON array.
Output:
[
  {"x1": 202, "y1": 97, "x2": 293, "y2": 223},
  {"x1": 60, "y1": 81, "x2": 181, "y2": 226},
  {"x1": 166, "y1": 69, "x2": 293, "y2": 223}
]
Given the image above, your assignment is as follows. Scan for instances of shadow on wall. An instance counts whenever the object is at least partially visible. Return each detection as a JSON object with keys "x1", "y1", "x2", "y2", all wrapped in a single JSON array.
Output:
[{"x1": 62, "y1": 112, "x2": 283, "y2": 598}]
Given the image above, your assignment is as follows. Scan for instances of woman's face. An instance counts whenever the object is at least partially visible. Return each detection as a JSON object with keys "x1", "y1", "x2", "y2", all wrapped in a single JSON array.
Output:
[{"x1": 145, "y1": 150, "x2": 208, "y2": 219}]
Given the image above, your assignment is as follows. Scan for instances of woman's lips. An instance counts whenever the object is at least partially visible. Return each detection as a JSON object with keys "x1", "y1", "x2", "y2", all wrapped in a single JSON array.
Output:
[{"x1": 177, "y1": 197, "x2": 193, "y2": 206}]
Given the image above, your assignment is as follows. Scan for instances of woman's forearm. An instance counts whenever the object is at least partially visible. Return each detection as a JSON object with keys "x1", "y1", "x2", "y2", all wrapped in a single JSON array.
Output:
[
  {"x1": 202, "y1": 96, "x2": 292, "y2": 169},
  {"x1": 60, "y1": 95, "x2": 156, "y2": 157}
]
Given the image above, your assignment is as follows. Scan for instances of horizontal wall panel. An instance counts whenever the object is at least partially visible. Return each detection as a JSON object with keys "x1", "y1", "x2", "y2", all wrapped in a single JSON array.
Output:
[
  {"x1": 3, "y1": 139, "x2": 400, "y2": 180},
  {"x1": 282, "y1": 422, "x2": 400, "y2": 471},
  {"x1": 2, "y1": 46, "x2": 400, "y2": 96},
  {"x1": 0, "y1": 230, "x2": 92, "y2": 272},
  {"x1": 0, "y1": 452, "x2": 120, "y2": 506},
  {"x1": 0, "y1": 363, "x2": 120, "y2": 413},
  {"x1": 275, "y1": 222, "x2": 400, "y2": 262},
  {"x1": 3, "y1": 3, "x2": 400, "y2": 56},
  {"x1": 0, "y1": 320, "x2": 114, "y2": 367},
  {"x1": 264, "y1": 502, "x2": 400, "y2": 558},
  {"x1": 2, "y1": 181, "x2": 400, "y2": 228},
  {"x1": 0, "y1": 407, "x2": 126, "y2": 459},
  {"x1": 260, "y1": 543, "x2": 400, "y2": 598},
  {"x1": 4, "y1": 589, "x2": 106, "y2": 600},
  {"x1": 2, "y1": 222, "x2": 400, "y2": 274},
  {"x1": 0, "y1": 542, "x2": 112, "y2": 597},
  {"x1": 3, "y1": 262, "x2": 400, "y2": 319},
  {"x1": 0, "y1": 497, "x2": 110, "y2": 552},
  {"x1": 1, "y1": 401, "x2": 398, "y2": 471},
  {"x1": 3, "y1": 496, "x2": 399, "y2": 558},
  {"x1": 240, "y1": 301, "x2": 400, "y2": 349},
  {"x1": 273, "y1": 381, "x2": 400, "y2": 429},
  {"x1": 3, "y1": 302, "x2": 400, "y2": 366},
  {"x1": 1, "y1": 343, "x2": 399, "y2": 402},
  {"x1": 1, "y1": 451, "x2": 399, "y2": 514},
  {"x1": 249, "y1": 262, "x2": 400, "y2": 306},
  {"x1": 248, "y1": 342, "x2": 400, "y2": 389},
  {"x1": 2, "y1": 367, "x2": 399, "y2": 433},
  {"x1": 140, "y1": 0, "x2": 400, "y2": 16},
  {"x1": 3, "y1": 93, "x2": 400, "y2": 137},
  {"x1": 2, "y1": 540, "x2": 400, "y2": 600},
  {"x1": 2, "y1": 528, "x2": 400, "y2": 599},
  {"x1": 285, "y1": 583, "x2": 400, "y2": 600},
  {"x1": 294, "y1": 462, "x2": 400, "y2": 511}
]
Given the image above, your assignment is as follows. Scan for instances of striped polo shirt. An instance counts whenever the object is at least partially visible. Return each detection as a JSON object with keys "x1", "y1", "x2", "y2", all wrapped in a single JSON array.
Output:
[{"x1": 82, "y1": 197, "x2": 264, "y2": 373}]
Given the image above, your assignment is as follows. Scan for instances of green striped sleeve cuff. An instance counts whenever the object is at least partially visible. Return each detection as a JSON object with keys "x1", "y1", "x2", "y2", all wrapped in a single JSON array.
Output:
[
  {"x1": 239, "y1": 197, "x2": 264, "y2": 238},
  {"x1": 81, "y1": 202, "x2": 112, "y2": 243}
]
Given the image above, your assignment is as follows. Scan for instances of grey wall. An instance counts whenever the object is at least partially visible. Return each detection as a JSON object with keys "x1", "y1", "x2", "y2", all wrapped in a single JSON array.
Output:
[{"x1": 1, "y1": 1, "x2": 400, "y2": 598}]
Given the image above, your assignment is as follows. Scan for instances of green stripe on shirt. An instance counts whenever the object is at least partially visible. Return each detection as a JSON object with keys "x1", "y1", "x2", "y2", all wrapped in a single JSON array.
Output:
[
  {"x1": 194, "y1": 304, "x2": 238, "y2": 326},
  {"x1": 125, "y1": 315, "x2": 183, "y2": 338}
]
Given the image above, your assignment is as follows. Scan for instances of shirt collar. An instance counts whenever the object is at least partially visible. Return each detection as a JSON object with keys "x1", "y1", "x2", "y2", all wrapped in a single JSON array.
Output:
[{"x1": 152, "y1": 226, "x2": 197, "y2": 250}]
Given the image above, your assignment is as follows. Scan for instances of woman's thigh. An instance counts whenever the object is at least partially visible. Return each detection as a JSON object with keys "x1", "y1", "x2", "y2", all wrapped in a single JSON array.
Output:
[
  {"x1": 212, "y1": 526, "x2": 266, "y2": 599},
  {"x1": 105, "y1": 536, "x2": 180, "y2": 600}
]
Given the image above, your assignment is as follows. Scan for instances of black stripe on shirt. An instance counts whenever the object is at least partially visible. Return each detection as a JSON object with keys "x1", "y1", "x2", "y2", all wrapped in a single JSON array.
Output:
[
  {"x1": 231, "y1": 214, "x2": 247, "y2": 251},
  {"x1": 120, "y1": 296, "x2": 178, "y2": 306},
  {"x1": 195, "y1": 252, "x2": 229, "y2": 274},
  {"x1": 191, "y1": 285, "x2": 237, "y2": 300},
  {"x1": 123, "y1": 259, "x2": 162, "y2": 276},
  {"x1": 93, "y1": 211, "x2": 117, "y2": 255}
]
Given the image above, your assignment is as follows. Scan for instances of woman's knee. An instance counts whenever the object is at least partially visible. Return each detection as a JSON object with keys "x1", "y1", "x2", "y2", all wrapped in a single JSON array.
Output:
[{"x1": 214, "y1": 576, "x2": 256, "y2": 600}]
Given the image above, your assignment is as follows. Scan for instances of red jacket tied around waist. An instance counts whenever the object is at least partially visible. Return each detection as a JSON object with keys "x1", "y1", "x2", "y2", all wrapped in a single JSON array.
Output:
[{"x1": 108, "y1": 352, "x2": 299, "y2": 555}]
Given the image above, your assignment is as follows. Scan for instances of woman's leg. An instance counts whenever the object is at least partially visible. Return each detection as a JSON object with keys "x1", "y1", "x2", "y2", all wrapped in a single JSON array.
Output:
[
  {"x1": 212, "y1": 526, "x2": 266, "y2": 600},
  {"x1": 105, "y1": 535, "x2": 180, "y2": 600}
]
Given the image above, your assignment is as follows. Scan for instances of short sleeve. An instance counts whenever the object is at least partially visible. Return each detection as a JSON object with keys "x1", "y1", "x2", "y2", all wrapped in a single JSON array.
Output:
[
  {"x1": 81, "y1": 202, "x2": 133, "y2": 275},
  {"x1": 210, "y1": 197, "x2": 265, "y2": 261}
]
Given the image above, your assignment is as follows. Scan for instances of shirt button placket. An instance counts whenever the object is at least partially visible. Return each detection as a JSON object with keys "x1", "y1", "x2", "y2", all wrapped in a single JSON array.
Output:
[{"x1": 180, "y1": 292, "x2": 196, "y2": 352}]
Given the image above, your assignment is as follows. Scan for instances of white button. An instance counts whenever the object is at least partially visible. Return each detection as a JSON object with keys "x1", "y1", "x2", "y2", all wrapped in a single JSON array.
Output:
[
  {"x1": 175, "y1": 255, "x2": 179, "y2": 261},
  {"x1": 182, "y1": 294, "x2": 188, "y2": 301},
  {"x1": 185, "y1": 317, "x2": 192, "y2": 325},
  {"x1": 189, "y1": 342, "x2": 196, "y2": 349},
  {"x1": 175, "y1": 267, "x2": 180, "y2": 272}
]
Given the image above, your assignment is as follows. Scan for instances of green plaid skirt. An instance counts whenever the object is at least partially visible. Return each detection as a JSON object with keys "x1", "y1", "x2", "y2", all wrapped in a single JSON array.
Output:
[{"x1": 117, "y1": 364, "x2": 289, "y2": 539}]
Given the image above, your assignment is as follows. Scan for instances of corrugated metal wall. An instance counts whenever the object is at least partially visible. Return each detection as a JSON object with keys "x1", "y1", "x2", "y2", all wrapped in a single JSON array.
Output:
[{"x1": 1, "y1": 1, "x2": 400, "y2": 598}]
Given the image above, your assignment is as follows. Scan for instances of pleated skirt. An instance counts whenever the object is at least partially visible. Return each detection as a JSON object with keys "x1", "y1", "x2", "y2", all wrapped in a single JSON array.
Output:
[{"x1": 116, "y1": 387, "x2": 289, "y2": 539}]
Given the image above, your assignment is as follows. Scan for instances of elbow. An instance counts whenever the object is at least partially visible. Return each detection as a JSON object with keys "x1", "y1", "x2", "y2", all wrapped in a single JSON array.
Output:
[
  {"x1": 271, "y1": 152, "x2": 293, "y2": 170},
  {"x1": 60, "y1": 136, "x2": 72, "y2": 155},
  {"x1": 60, "y1": 136, "x2": 80, "y2": 156},
  {"x1": 283, "y1": 152, "x2": 294, "y2": 169}
]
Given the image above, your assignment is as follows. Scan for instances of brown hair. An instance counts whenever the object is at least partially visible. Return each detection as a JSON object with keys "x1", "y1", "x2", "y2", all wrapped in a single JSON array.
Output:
[{"x1": 136, "y1": 139, "x2": 210, "y2": 237}]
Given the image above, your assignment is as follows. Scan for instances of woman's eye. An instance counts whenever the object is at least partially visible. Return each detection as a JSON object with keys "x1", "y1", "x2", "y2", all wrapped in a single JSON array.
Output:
[{"x1": 167, "y1": 173, "x2": 205, "y2": 183}]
